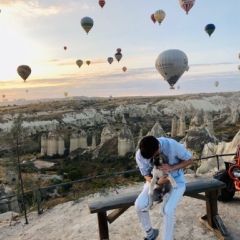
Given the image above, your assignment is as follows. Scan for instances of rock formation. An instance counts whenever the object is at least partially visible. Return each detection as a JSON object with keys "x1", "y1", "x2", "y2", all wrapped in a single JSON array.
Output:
[{"x1": 118, "y1": 125, "x2": 135, "y2": 156}]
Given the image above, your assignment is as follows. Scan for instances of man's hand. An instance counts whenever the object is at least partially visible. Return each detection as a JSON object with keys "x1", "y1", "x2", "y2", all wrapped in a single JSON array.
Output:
[
  {"x1": 157, "y1": 175, "x2": 169, "y2": 186},
  {"x1": 158, "y1": 163, "x2": 173, "y2": 172}
]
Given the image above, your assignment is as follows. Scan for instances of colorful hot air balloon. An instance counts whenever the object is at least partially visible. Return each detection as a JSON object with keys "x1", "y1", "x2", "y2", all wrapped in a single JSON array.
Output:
[
  {"x1": 155, "y1": 49, "x2": 189, "y2": 89},
  {"x1": 64, "y1": 46, "x2": 67, "y2": 50},
  {"x1": 76, "y1": 59, "x2": 83, "y2": 68},
  {"x1": 214, "y1": 81, "x2": 219, "y2": 87},
  {"x1": 205, "y1": 24, "x2": 215, "y2": 37},
  {"x1": 122, "y1": 67, "x2": 127, "y2": 72},
  {"x1": 115, "y1": 52, "x2": 122, "y2": 62},
  {"x1": 81, "y1": 17, "x2": 94, "y2": 34},
  {"x1": 179, "y1": 0, "x2": 195, "y2": 14},
  {"x1": 86, "y1": 60, "x2": 91, "y2": 65},
  {"x1": 64, "y1": 92, "x2": 68, "y2": 97},
  {"x1": 154, "y1": 10, "x2": 166, "y2": 25},
  {"x1": 116, "y1": 48, "x2": 122, "y2": 53},
  {"x1": 107, "y1": 57, "x2": 114, "y2": 64},
  {"x1": 98, "y1": 0, "x2": 105, "y2": 8},
  {"x1": 17, "y1": 65, "x2": 31, "y2": 82},
  {"x1": 151, "y1": 13, "x2": 156, "y2": 24}
]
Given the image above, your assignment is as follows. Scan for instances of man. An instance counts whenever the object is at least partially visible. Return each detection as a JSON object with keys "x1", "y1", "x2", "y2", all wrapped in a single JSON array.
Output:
[{"x1": 135, "y1": 136, "x2": 193, "y2": 240}]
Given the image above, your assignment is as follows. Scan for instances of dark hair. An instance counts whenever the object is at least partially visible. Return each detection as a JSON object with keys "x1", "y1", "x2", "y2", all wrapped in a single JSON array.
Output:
[{"x1": 139, "y1": 135, "x2": 159, "y2": 159}]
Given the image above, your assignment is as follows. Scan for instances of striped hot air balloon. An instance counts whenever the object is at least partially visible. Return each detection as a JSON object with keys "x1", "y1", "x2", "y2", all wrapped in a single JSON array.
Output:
[
  {"x1": 154, "y1": 10, "x2": 166, "y2": 25},
  {"x1": 17, "y1": 65, "x2": 31, "y2": 82},
  {"x1": 81, "y1": 17, "x2": 94, "y2": 34},
  {"x1": 98, "y1": 0, "x2": 105, "y2": 8},
  {"x1": 205, "y1": 24, "x2": 215, "y2": 37},
  {"x1": 179, "y1": 0, "x2": 195, "y2": 14}
]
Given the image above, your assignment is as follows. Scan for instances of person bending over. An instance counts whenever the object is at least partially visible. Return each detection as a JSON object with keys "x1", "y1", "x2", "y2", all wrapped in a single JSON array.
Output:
[{"x1": 135, "y1": 135, "x2": 193, "y2": 240}]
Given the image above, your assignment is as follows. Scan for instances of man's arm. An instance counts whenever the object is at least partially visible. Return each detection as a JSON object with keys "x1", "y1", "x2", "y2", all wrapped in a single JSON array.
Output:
[{"x1": 159, "y1": 158, "x2": 193, "y2": 172}]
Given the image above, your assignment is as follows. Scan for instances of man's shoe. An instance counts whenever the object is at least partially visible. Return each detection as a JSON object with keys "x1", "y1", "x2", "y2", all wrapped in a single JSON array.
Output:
[{"x1": 144, "y1": 228, "x2": 159, "y2": 240}]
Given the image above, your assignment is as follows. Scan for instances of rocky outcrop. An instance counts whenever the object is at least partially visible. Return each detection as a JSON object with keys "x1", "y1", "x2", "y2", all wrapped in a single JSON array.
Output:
[
  {"x1": 197, "y1": 130, "x2": 240, "y2": 174},
  {"x1": 148, "y1": 121, "x2": 166, "y2": 137},
  {"x1": 118, "y1": 125, "x2": 135, "y2": 156},
  {"x1": 41, "y1": 132, "x2": 65, "y2": 156},
  {"x1": 0, "y1": 184, "x2": 19, "y2": 214}
]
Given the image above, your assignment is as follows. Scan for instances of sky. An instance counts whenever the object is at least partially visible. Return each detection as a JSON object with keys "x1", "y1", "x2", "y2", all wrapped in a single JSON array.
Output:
[{"x1": 0, "y1": 0, "x2": 239, "y2": 101}]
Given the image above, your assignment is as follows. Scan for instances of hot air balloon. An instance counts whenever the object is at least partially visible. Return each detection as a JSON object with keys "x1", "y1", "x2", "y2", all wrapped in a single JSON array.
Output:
[
  {"x1": 115, "y1": 52, "x2": 122, "y2": 62},
  {"x1": 179, "y1": 0, "x2": 195, "y2": 14},
  {"x1": 238, "y1": 53, "x2": 240, "y2": 59},
  {"x1": 214, "y1": 81, "x2": 219, "y2": 87},
  {"x1": 107, "y1": 57, "x2": 114, "y2": 64},
  {"x1": 81, "y1": 17, "x2": 94, "y2": 34},
  {"x1": 238, "y1": 65, "x2": 240, "y2": 71},
  {"x1": 98, "y1": 0, "x2": 105, "y2": 8},
  {"x1": 205, "y1": 24, "x2": 215, "y2": 37},
  {"x1": 26, "y1": 89, "x2": 29, "y2": 93},
  {"x1": 177, "y1": 86, "x2": 180, "y2": 90},
  {"x1": 76, "y1": 59, "x2": 83, "y2": 68},
  {"x1": 122, "y1": 67, "x2": 127, "y2": 72},
  {"x1": 64, "y1": 92, "x2": 68, "y2": 97},
  {"x1": 64, "y1": 46, "x2": 67, "y2": 50},
  {"x1": 2, "y1": 94, "x2": 5, "y2": 99},
  {"x1": 155, "y1": 49, "x2": 189, "y2": 89},
  {"x1": 17, "y1": 65, "x2": 31, "y2": 82},
  {"x1": 151, "y1": 13, "x2": 156, "y2": 23},
  {"x1": 154, "y1": 10, "x2": 165, "y2": 25},
  {"x1": 86, "y1": 60, "x2": 91, "y2": 65},
  {"x1": 116, "y1": 48, "x2": 122, "y2": 53}
]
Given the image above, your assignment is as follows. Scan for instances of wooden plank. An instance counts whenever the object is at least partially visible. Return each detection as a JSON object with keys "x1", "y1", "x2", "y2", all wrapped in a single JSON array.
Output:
[
  {"x1": 184, "y1": 192, "x2": 208, "y2": 201},
  {"x1": 97, "y1": 211, "x2": 109, "y2": 240},
  {"x1": 88, "y1": 179, "x2": 226, "y2": 214},
  {"x1": 88, "y1": 190, "x2": 141, "y2": 213},
  {"x1": 185, "y1": 178, "x2": 225, "y2": 194},
  {"x1": 107, "y1": 204, "x2": 132, "y2": 224},
  {"x1": 199, "y1": 215, "x2": 229, "y2": 240}
]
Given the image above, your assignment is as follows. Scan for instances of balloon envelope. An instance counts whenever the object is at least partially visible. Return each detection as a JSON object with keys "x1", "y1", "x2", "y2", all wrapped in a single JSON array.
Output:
[
  {"x1": 81, "y1": 17, "x2": 94, "y2": 34},
  {"x1": 214, "y1": 81, "x2": 219, "y2": 87},
  {"x1": 17, "y1": 65, "x2": 31, "y2": 81},
  {"x1": 179, "y1": 0, "x2": 195, "y2": 14},
  {"x1": 115, "y1": 52, "x2": 122, "y2": 62},
  {"x1": 64, "y1": 46, "x2": 67, "y2": 50},
  {"x1": 205, "y1": 24, "x2": 215, "y2": 37},
  {"x1": 64, "y1": 92, "x2": 68, "y2": 97},
  {"x1": 122, "y1": 67, "x2": 127, "y2": 72},
  {"x1": 86, "y1": 60, "x2": 91, "y2": 65},
  {"x1": 116, "y1": 48, "x2": 122, "y2": 53},
  {"x1": 238, "y1": 65, "x2": 240, "y2": 71},
  {"x1": 98, "y1": 0, "x2": 105, "y2": 8},
  {"x1": 155, "y1": 49, "x2": 189, "y2": 89},
  {"x1": 76, "y1": 59, "x2": 83, "y2": 68},
  {"x1": 151, "y1": 13, "x2": 156, "y2": 23},
  {"x1": 107, "y1": 57, "x2": 114, "y2": 64},
  {"x1": 154, "y1": 10, "x2": 166, "y2": 24}
]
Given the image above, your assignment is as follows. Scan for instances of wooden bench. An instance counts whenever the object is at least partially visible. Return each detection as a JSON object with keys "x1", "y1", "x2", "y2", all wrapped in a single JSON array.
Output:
[{"x1": 88, "y1": 178, "x2": 229, "y2": 240}]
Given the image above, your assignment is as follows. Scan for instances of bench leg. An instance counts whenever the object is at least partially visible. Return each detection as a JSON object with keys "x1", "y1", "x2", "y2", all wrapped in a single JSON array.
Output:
[
  {"x1": 199, "y1": 190, "x2": 229, "y2": 239},
  {"x1": 97, "y1": 211, "x2": 109, "y2": 240}
]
